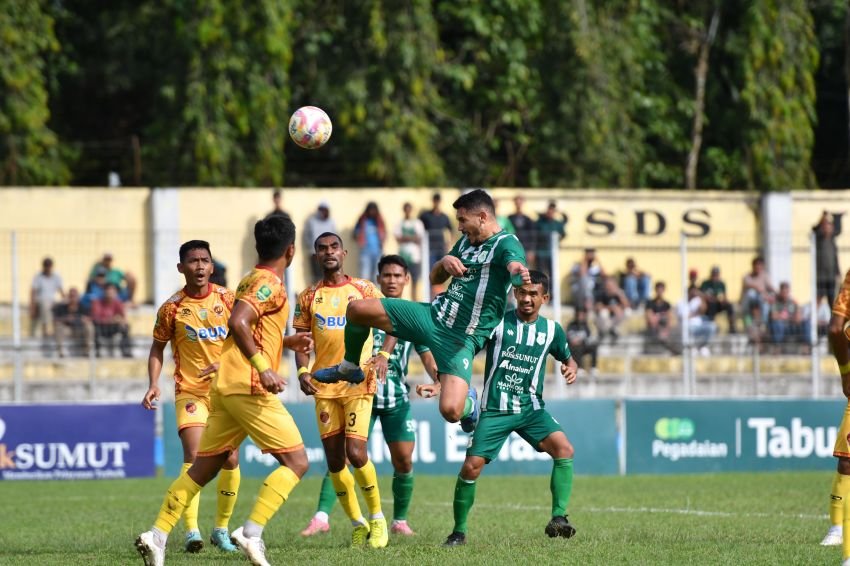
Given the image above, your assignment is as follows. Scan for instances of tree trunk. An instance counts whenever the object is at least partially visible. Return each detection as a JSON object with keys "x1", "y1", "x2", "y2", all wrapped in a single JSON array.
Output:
[{"x1": 685, "y1": 9, "x2": 720, "y2": 190}]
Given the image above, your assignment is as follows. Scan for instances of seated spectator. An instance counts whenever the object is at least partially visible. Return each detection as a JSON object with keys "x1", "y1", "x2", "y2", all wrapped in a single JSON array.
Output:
[
  {"x1": 570, "y1": 248, "x2": 605, "y2": 311},
  {"x1": 769, "y1": 282, "x2": 809, "y2": 353},
  {"x1": 82, "y1": 267, "x2": 108, "y2": 309},
  {"x1": 353, "y1": 201, "x2": 386, "y2": 282},
  {"x1": 30, "y1": 257, "x2": 64, "y2": 339},
  {"x1": 566, "y1": 309, "x2": 599, "y2": 376},
  {"x1": 645, "y1": 282, "x2": 681, "y2": 354},
  {"x1": 620, "y1": 257, "x2": 651, "y2": 308},
  {"x1": 53, "y1": 287, "x2": 94, "y2": 357},
  {"x1": 91, "y1": 284, "x2": 132, "y2": 357},
  {"x1": 594, "y1": 276, "x2": 629, "y2": 344},
  {"x1": 688, "y1": 268, "x2": 699, "y2": 291},
  {"x1": 741, "y1": 256, "x2": 775, "y2": 324},
  {"x1": 678, "y1": 285, "x2": 716, "y2": 356},
  {"x1": 89, "y1": 252, "x2": 137, "y2": 303},
  {"x1": 535, "y1": 200, "x2": 567, "y2": 280},
  {"x1": 700, "y1": 266, "x2": 737, "y2": 333}
]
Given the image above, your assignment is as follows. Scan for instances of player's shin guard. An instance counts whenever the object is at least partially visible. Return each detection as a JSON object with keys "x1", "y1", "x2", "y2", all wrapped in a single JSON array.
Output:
[
  {"x1": 214, "y1": 466, "x2": 241, "y2": 529},
  {"x1": 153, "y1": 470, "x2": 203, "y2": 534},
  {"x1": 330, "y1": 467, "x2": 364, "y2": 522},
  {"x1": 392, "y1": 471, "x2": 414, "y2": 521},
  {"x1": 317, "y1": 471, "x2": 337, "y2": 515},
  {"x1": 551, "y1": 458, "x2": 574, "y2": 516},
  {"x1": 453, "y1": 476, "x2": 476, "y2": 534},
  {"x1": 353, "y1": 460, "x2": 382, "y2": 517},
  {"x1": 831, "y1": 473, "x2": 850, "y2": 526},
  {"x1": 343, "y1": 323, "x2": 371, "y2": 366},
  {"x1": 179, "y1": 463, "x2": 201, "y2": 532},
  {"x1": 247, "y1": 466, "x2": 300, "y2": 527}
]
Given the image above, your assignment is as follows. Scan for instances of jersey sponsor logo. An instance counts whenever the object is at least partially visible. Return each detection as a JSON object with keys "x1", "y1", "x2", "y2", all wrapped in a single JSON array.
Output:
[
  {"x1": 315, "y1": 313, "x2": 346, "y2": 330},
  {"x1": 502, "y1": 346, "x2": 539, "y2": 364},
  {"x1": 498, "y1": 358, "x2": 533, "y2": 374},
  {"x1": 447, "y1": 282, "x2": 464, "y2": 301},
  {"x1": 498, "y1": 373, "x2": 525, "y2": 394},
  {"x1": 256, "y1": 284, "x2": 272, "y2": 302},
  {"x1": 185, "y1": 324, "x2": 227, "y2": 342}
]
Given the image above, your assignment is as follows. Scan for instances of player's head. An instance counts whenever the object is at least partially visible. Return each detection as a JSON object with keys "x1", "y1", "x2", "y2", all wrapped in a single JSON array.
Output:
[
  {"x1": 514, "y1": 270, "x2": 549, "y2": 318},
  {"x1": 314, "y1": 232, "x2": 346, "y2": 277},
  {"x1": 453, "y1": 189, "x2": 496, "y2": 240},
  {"x1": 255, "y1": 214, "x2": 296, "y2": 267},
  {"x1": 378, "y1": 255, "x2": 409, "y2": 298},
  {"x1": 177, "y1": 240, "x2": 214, "y2": 289}
]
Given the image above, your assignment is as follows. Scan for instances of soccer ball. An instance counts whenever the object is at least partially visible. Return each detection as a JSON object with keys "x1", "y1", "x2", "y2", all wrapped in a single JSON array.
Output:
[{"x1": 288, "y1": 106, "x2": 332, "y2": 149}]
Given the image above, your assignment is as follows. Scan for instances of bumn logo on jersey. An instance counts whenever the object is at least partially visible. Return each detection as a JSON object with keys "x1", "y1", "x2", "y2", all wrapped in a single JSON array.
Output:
[
  {"x1": 185, "y1": 324, "x2": 227, "y2": 342},
  {"x1": 315, "y1": 313, "x2": 346, "y2": 331}
]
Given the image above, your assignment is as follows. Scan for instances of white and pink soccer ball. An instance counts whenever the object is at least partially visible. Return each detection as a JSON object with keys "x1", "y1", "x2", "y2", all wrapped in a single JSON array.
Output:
[{"x1": 288, "y1": 106, "x2": 332, "y2": 149}]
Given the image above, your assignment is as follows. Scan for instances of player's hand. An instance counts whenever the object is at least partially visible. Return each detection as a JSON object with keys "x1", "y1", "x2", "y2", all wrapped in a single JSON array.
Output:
[
  {"x1": 509, "y1": 263, "x2": 531, "y2": 286},
  {"x1": 441, "y1": 255, "x2": 467, "y2": 277},
  {"x1": 368, "y1": 355, "x2": 389, "y2": 383},
  {"x1": 259, "y1": 369, "x2": 286, "y2": 394},
  {"x1": 141, "y1": 385, "x2": 160, "y2": 410},
  {"x1": 198, "y1": 362, "x2": 219, "y2": 379},
  {"x1": 286, "y1": 332, "x2": 314, "y2": 354},
  {"x1": 561, "y1": 362, "x2": 577, "y2": 385},
  {"x1": 299, "y1": 372, "x2": 318, "y2": 396},
  {"x1": 416, "y1": 383, "x2": 441, "y2": 398}
]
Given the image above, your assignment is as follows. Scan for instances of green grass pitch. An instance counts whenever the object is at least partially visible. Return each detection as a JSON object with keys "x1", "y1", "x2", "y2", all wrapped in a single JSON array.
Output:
[{"x1": 0, "y1": 471, "x2": 838, "y2": 565}]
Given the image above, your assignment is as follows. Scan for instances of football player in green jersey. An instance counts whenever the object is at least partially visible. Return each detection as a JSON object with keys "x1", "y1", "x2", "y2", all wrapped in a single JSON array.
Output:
[
  {"x1": 420, "y1": 271, "x2": 578, "y2": 547},
  {"x1": 314, "y1": 189, "x2": 529, "y2": 435}
]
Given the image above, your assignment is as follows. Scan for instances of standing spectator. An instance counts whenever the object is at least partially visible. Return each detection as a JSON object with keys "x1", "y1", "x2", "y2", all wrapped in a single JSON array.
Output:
[
  {"x1": 493, "y1": 198, "x2": 516, "y2": 235},
  {"x1": 88, "y1": 252, "x2": 137, "y2": 303},
  {"x1": 741, "y1": 256, "x2": 776, "y2": 325},
  {"x1": 620, "y1": 257, "x2": 651, "y2": 308},
  {"x1": 54, "y1": 287, "x2": 94, "y2": 357},
  {"x1": 645, "y1": 282, "x2": 680, "y2": 354},
  {"x1": 535, "y1": 200, "x2": 567, "y2": 280},
  {"x1": 594, "y1": 276, "x2": 629, "y2": 344},
  {"x1": 769, "y1": 282, "x2": 807, "y2": 353},
  {"x1": 700, "y1": 266, "x2": 737, "y2": 333},
  {"x1": 508, "y1": 196, "x2": 537, "y2": 267},
  {"x1": 566, "y1": 309, "x2": 599, "y2": 376},
  {"x1": 353, "y1": 202, "x2": 386, "y2": 282},
  {"x1": 679, "y1": 285, "x2": 716, "y2": 356},
  {"x1": 30, "y1": 257, "x2": 64, "y2": 338},
  {"x1": 419, "y1": 192, "x2": 453, "y2": 269},
  {"x1": 209, "y1": 259, "x2": 227, "y2": 287},
  {"x1": 814, "y1": 211, "x2": 840, "y2": 307},
  {"x1": 265, "y1": 189, "x2": 290, "y2": 219},
  {"x1": 570, "y1": 248, "x2": 605, "y2": 311},
  {"x1": 395, "y1": 202, "x2": 426, "y2": 300},
  {"x1": 304, "y1": 201, "x2": 337, "y2": 281},
  {"x1": 91, "y1": 283, "x2": 132, "y2": 357}
]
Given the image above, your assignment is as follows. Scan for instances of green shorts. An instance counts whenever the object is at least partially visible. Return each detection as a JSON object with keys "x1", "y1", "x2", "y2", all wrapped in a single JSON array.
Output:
[
  {"x1": 369, "y1": 402, "x2": 415, "y2": 443},
  {"x1": 381, "y1": 298, "x2": 480, "y2": 383},
  {"x1": 468, "y1": 409, "x2": 563, "y2": 462}
]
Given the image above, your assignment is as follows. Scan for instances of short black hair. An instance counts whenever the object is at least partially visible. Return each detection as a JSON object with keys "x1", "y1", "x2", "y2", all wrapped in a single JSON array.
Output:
[
  {"x1": 528, "y1": 270, "x2": 549, "y2": 294},
  {"x1": 255, "y1": 214, "x2": 296, "y2": 261},
  {"x1": 378, "y1": 254, "x2": 409, "y2": 274},
  {"x1": 314, "y1": 232, "x2": 343, "y2": 251},
  {"x1": 453, "y1": 189, "x2": 495, "y2": 215},
  {"x1": 178, "y1": 240, "x2": 212, "y2": 263}
]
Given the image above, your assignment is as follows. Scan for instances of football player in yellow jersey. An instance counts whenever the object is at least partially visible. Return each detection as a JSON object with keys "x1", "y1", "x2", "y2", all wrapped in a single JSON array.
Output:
[
  {"x1": 294, "y1": 232, "x2": 394, "y2": 549},
  {"x1": 142, "y1": 240, "x2": 240, "y2": 554},
  {"x1": 136, "y1": 215, "x2": 314, "y2": 566}
]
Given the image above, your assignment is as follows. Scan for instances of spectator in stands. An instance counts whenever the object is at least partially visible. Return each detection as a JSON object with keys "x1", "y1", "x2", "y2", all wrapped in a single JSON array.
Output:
[
  {"x1": 304, "y1": 200, "x2": 337, "y2": 281},
  {"x1": 594, "y1": 276, "x2": 629, "y2": 344},
  {"x1": 741, "y1": 256, "x2": 776, "y2": 325},
  {"x1": 265, "y1": 189, "x2": 290, "y2": 219},
  {"x1": 395, "y1": 202, "x2": 426, "y2": 300},
  {"x1": 645, "y1": 281, "x2": 681, "y2": 354},
  {"x1": 679, "y1": 285, "x2": 716, "y2": 356},
  {"x1": 508, "y1": 196, "x2": 537, "y2": 267},
  {"x1": 688, "y1": 268, "x2": 699, "y2": 292},
  {"x1": 419, "y1": 192, "x2": 453, "y2": 269},
  {"x1": 621, "y1": 257, "x2": 651, "y2": 308},
  {"x1": 769, "y1": 282, "x2": 808, "y2": 353},
  {"x1": 570, "y1": 248, "x2": 605, "y2": 311},
  {"x1": 535, "y1": 200, "x2": 567, "y2": 281},
  {"x1": 353, "y1": 201, "x2": 386, "y2": 282},
  {"x1": 89, "y1": 252, "x2": 136, "y2": 303},
  {"x1": 91, "y1": 283, "x2": 132, "y2": 358},
  {"x1": 700, "y1": 266, "x2": 737, "y2": 333},
  {"x1": 82, "y1": 266, "x2": 108, "y2": 309},
  {"x1": 493, "y1": 198, "x2": 516, "y2": 235},
  {"x1": 54, "y1": 287, "x2": 94, "y2": 358},
  {"x1": 814, "y1": 211, "x2": 840, "y2": 307},
  {"x1": 209, "y1": 259, "x2": 227, "y2": 287},
  {"x1": 30, "y1": 257, "x2": 64, "y2": 338},
  {"x1": 566, "y1": 309, "x2": 599, "y2": 376}
]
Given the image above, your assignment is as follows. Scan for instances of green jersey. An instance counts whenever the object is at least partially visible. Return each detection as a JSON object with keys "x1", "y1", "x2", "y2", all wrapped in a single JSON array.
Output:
[
  {"x1": 371, "y1": 328, "x2": 430, "y2": 410},
  {"x1": 432, "y1": 231, "x2": 526, "y2": 341},
  {"x1": 481, "y1": 310, "x2": 571, "y2": 414}
]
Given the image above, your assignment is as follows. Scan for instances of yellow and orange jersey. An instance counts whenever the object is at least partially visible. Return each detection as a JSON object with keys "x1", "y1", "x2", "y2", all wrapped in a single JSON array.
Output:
[
  {"x1": 215, "y1": 266, "x2": 289, "y2": 397},
  {"x1": 294, "y1": 276, "x2": 381, "y2": 398},
  {"x1": 834, "y1": 269, "x2": 850, "y2": 319},
  {"x1": 153, "y1": 284, "x2": 234, "y2": 397}
]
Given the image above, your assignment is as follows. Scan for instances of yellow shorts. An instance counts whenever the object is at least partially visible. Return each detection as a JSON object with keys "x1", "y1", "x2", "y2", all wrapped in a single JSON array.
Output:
[
  {"x1": 197, "y1": 392, "x2": 304, "y2": 456},
  {"x1": 834, "y1": 401, "x2": 850, "y2": 458},
  {"x1": 314, "y1": 394, "x2": 373, "y2": 441},
  {"x1": 175, "y1": 393, "x2": 210, "y2": 432}
]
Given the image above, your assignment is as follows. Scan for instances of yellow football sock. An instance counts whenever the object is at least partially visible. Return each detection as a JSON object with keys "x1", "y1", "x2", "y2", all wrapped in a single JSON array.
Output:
[
  {"x1": 844, "y1": 495, "x2": 850, "y2": 560},
  {"x1": 180, "y1": 463, "x2": 201, "y2": 532},
  {"x1": 830, "y1": 473, "x2": 850, "y2": 526},
  {"x1": 330, "y1": 467, "x2": 364, "y2": 523},
  {"x1": 352, "y1": 460, "x2": 382, "y2": 518},
  {"x1": 215, "y1": 466, "x2": 241, "y2": 529},
  {"x1": 153, "y1": 469, "x2": 203, "y2": 534},
  {"x1": 247, "y1": 466, "x2": 300, "y2": 527}
]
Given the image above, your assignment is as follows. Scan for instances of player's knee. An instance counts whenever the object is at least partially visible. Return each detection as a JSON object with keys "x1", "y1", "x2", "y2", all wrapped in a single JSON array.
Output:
[
  {"x1": 440, "y1": 405, "x2": 462, "y2": 423},
  {"x1": 346, "y1": 443, "x2": 368, "y2": 468},
  {"x1": 393, "y1": 457, "x2": 413, "y2": 475},
  {"x1": 839, "y1": 457, "x2": 850, "y2": 475},
  {"x1": 223, "y1": 450, "x2": 239, "y2": 470},
  {"x1": 460, "y1": 460, "x2": 483, "y2": 480},
  {"x1": 288, "y1": 457, "x2": 309, "y2": 478},
  {"x1": 346, "y1": 300, "x2": 366, "y2": 321}
]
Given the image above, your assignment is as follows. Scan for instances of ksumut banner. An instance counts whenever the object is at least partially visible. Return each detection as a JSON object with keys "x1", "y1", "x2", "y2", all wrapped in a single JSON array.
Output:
[
  {"x1": 0, "y1": 404, "x2": 155, "y2": 480},
  {"x1": 626, "y1": 400, "x2": 846, "y2": 474}
]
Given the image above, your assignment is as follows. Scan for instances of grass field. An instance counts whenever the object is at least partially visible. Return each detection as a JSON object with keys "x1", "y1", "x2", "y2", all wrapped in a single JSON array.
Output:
[{"x1": 0, "y1": 471, "x2": 839, "y2": 565}]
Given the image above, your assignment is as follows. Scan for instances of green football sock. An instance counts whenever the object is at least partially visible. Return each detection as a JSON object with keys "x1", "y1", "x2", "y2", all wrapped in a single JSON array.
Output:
[
  {"x1": 343, "y1": 322, "x2": 371, "y2": 365},
  {"x1": 392, "y1": 472, "x2": 414, "y2": 521},
  {"x1": 551, "y1": 458, "x2": 573, "y2": 517},
  {"x1": 317, "y1": 471, "x2": 337, "y2": 515},
  {"x1": 453, "y1": 475, "x2": 476, "y2": 534},
  {"x1": 462, "y1": 397, "x2": 473, "y2": 419}
]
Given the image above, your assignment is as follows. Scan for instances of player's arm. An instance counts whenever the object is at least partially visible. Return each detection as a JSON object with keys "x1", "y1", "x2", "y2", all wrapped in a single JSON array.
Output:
[
  {"x1": 554, "y1": 324, "x2": 578, "y2": 385},
  {"x1": 143, "y1": 340, "x2": 166, "y2": 409},
  {"x1": 507, "y1": 261, "x2": 531, "y2": 287},
  {"x1": 829, "y1": 313, "x2": 850, "y2": 398},
  {"x1": 431, "y1": 256, "x2": 466, "y2": 285},
  {"x1": 230, "y1": 300, "x2": 285, "y2": 394},
  {"x1": 295, "y1": 337, "x2": 318, "y2": 395}
]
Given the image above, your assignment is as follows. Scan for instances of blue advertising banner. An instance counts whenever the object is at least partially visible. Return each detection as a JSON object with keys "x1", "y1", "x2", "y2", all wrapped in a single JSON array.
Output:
[
  {"x1": 625, "y1": 399, "x2": 846, "y2": 474},
  {"x1": 163, "y1": 399, "x2": 618, "y2": 477},
  {"x1": 0, "y1": 404, "x2": 155, "y2": 480}
]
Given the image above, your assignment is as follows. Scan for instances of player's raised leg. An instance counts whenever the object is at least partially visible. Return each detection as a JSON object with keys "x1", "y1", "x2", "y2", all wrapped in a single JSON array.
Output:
[
  {"x1": 439, "y1": 373, "x2": 478, "y2": 432},
  {"x1": 539, "y1": 429, "x2": 577, "y2": 538}
]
